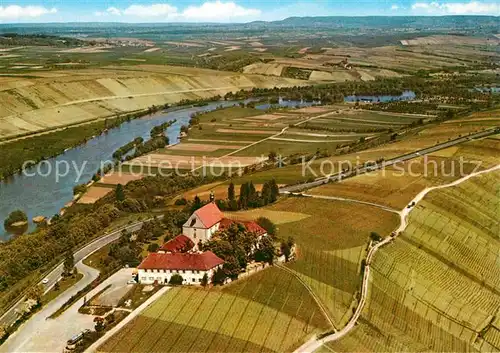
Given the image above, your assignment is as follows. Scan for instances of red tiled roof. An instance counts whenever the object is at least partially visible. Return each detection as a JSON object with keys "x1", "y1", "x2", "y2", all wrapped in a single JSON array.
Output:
[
  {"x1": 219, "y1": 218, "x2": 267, "y2": 236},
  {"x1": 138, "y1": 251, "x2": 224, "y2": 271},
  {"x1": 159, "y1": 235, "x2": 194, "y2": 253},
  {"x1": 194, "y1": 202, "x2": 223, "y2": 228}
]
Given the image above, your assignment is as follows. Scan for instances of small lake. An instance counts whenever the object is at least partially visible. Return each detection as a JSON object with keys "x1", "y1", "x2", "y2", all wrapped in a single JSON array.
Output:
[
  {"x1": 0, "y1": 98, "x2": 315, "y2": 240},
  {"x1": 344, "y1": 90, "x2": 416, "y2": 103}
]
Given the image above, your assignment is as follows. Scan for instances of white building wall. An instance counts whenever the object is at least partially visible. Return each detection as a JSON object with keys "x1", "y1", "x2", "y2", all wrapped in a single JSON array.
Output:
[
  {"x1": 182, "y1": 217, "x2": 220, "y2": 246},
  {"x1": 138, "y1": 267, "x2": 219, "y2": 286}
]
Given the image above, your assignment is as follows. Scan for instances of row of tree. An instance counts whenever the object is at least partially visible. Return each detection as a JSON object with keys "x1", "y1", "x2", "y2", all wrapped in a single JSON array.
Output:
[{"x1": 216, "y1": 180, "x2": 280, "y2": 211}]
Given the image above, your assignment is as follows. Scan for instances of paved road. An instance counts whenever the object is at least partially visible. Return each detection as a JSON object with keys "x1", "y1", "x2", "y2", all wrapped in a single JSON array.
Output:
[
  {"x1": 0, "y1": 219, "x2": 155, "y2": 328},
  {"x1": 280, "y1": 127, "x2": 499, "y2": 194},
  {"x1": 293, "y1": 164, "x2": 500, "y2": 353},
  {"x1": 0, "y1": 261, "x2": 99, "y2": 353}
]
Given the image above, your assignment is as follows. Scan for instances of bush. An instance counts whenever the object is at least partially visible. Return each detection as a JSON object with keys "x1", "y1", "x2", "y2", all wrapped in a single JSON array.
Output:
[
  {"x1": 169, "y1": 274, "x2": 183, "y2": 286},
  {"x1": 147, "y1": 243, "x2": 159, "y2": 253},
  {"x1": 4, "y1": 210, "x2": 27, "y2": 228},
  {"x1": 256, "y1": 217, "x2": 277, "y2": 236},
  {"x1": 174, "y1": 198, "x2": 187, "y2": 206}
]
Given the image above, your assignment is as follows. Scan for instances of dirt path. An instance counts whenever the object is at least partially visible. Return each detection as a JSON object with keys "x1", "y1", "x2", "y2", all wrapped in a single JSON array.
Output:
[
  {"x1": 276, "y1": 264, "x2": 338, "y2": 331},
  {"x1": 294, "y1": 163, "x2": 500, "y2": 353},
  {"x1": 299, "y1": 193, "x2": 400, "y2": 214}
]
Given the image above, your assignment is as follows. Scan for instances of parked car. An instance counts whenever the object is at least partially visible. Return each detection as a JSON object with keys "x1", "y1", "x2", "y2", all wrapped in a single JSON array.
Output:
[{"x1": 42, "y1": 278, "x2": 49, "y2": 284}]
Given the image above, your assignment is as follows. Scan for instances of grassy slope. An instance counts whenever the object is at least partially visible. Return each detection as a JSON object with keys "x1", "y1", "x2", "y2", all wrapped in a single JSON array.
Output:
[
  {"x1": 325, "y1": 170, "x2": 500, "y2": 352},
  {"x1": 0, "y1": 67, "x2": 305, "y2": 139}
]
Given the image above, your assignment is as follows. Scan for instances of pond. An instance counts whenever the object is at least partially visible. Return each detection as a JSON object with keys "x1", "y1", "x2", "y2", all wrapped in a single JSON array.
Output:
[
  {"x1": 344, "y1": 90, "x2": 416, "y2": 103},
  {"x1": 0, "y1": 98, "x2": 315, "y2": 240}
]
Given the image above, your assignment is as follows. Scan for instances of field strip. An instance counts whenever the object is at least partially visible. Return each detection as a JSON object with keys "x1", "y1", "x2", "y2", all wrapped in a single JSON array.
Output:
[
  {"x1": 209, "y1": 110, "x2": 341, "y2": 162},
  {"x1": 299, "y1": 194, "x2": 400, "y2": 214},
  {"x1": 276, "y1": 264, "x2": 337, "y2": 331},
  {"x1": 270, "y1": 137, "x2": 353, "y2": 143},
  {"x1": 287, "y1": 131, "x2": 372, "y2": 138},
  {"x1": 294, "y1": 163, "x2": 500, "y2": 353},
  {"x1": 86, "y1": 287, "x2": 170, "y2": 353},
  {"x1": 357, "y1": 109, "x2": 434, "y2": 118},
  {"x1": 332, "y1": 117, "x2": 408, "y2": 125}
]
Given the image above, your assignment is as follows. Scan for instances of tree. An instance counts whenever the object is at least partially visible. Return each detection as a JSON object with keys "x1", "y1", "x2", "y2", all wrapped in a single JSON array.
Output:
[
  {"x1": 169, "y1": 274, "x2": 183, "y2": 286},
  {"x1": 228, "y1": 182, "x2": 235, "y2": 202},
  {"x1": 147, "y1": 243, "x2": 159, "y2": 253},
  {"x1": 201, "y1": 273, "x2": 208, "y2": 287},
  {"x1": 94, "y1": 317, "x2": 105, "y2": 332},
  {"x1": 0, "y1": 324, "x2": 7, "y2": 342},
  {"x1": 256, "y1": 217, "x2": 277, "y2": 236},
  {"x1": 115, "y1": 184, "x2": 125, "y2": 202},
  {"x1": 254, "y1": 237, "x2": 275, "y2": 265},
  {"x1": 238, "y1": 183, "x2": 250, "y2": 209},
  {"x1": 269, "y1": 179, "x2": 279, "y2": 203},
  {"x1": 26, "y1": 284, "x2": 44, "y2": 303},
  {"x1": 370, "y1": 232, "x2": 382, "y2": 242},
  {"x1": 268, "y1": 151, "x2": 277, "y2": 162},
  {"x1": 191, "y1": 195, "x2": 202, "y2": 212},
  {"x1": 227, "y1": 182, "x2": 238, "y2": 211},
  {"x1": 63, "y1": 252, "x2": 74, "y2": 276},
  {"x1": 280, "y1": 242, "x2": 291, "y2": 262},
  {"x1": 261, "y1": 182, "x2": 272, "y2": 205},
  {"x1": 174, "y1": 198, "x2": 187, "y2": 206},
  {"x1": 54, "y1": 281, "x2": 60, "y2": 291},
  {"x1": 212, "y1": 268, "x2": 226, "y2": 285},
  {"x1": 4, "y1": 210, "x2": 27, "y2": 228}
]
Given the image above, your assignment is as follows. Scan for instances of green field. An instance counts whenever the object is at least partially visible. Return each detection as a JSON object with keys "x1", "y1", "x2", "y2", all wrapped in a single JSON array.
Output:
[
  {"x1": 225, "y1": 197, "x2": 400, "y2": 328},
  {"x1": 324, "y1": 170, "x2": 500, "y2": 352},
  {"x1": 99, "y1": 266, "x2": 330, "y2": 352}
]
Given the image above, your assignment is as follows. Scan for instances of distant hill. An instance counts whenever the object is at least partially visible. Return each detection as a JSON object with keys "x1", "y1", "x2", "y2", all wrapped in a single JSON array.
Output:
[{"x1": 265, "y1": 15, "x2": 499, "y2": 31}]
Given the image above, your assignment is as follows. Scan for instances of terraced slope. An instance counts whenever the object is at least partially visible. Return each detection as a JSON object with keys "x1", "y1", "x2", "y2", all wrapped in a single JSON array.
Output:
[
  {"x1": 0, "y1": 65, "x2": 305, "y2": 139},
  {"x1": 324, "y1": 169, "x2": 500, "y2": 352}
]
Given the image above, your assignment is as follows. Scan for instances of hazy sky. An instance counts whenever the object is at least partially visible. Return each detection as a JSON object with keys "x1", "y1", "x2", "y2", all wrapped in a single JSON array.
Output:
[{"x1": 0, "y1": 0, "x2": 498, "y2": 23}]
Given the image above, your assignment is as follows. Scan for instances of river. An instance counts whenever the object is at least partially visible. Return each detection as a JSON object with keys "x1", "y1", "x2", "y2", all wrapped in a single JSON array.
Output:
[{"x1": 0, "y1": 98, "x2": 317, "y2": 240}]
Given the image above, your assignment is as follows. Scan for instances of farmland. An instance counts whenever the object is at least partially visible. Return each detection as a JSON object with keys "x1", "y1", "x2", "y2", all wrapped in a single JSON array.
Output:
[
  {"x1": 227, "y1": 197, "x2": 400, "y2": 327},
  {"x1": 117, "y1": 104, "x2": 434, "y2": 180},
  {"x1": 309, "y1": 136, "x2": 500, "y2": 209},
  {"x1": 324, "y1": 169, "x2": 500, "y2": 352},
  {"x1": 99, "y1": 267, "x2": 330, "y2": 352}
]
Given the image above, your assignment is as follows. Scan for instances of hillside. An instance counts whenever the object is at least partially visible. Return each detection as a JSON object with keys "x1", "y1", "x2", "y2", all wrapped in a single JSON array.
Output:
[
  {"x1": 322, "y1": 164, "x2": 500, "y2": 351},
  {"x1": 0, "y1": 65, "x2": 305, "y2": 139}
]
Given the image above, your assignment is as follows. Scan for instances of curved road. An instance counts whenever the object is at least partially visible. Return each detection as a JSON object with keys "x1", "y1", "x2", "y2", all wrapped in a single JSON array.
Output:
[
  {"x1": 0, "y1": 261, "x2": 99, "y2": 353},
  {"x1": 0, "y1": 218, "x2": 157, "y2": 329},
  {"x1": 294, "y1": 164, "x2": 500, "y2": 353}
]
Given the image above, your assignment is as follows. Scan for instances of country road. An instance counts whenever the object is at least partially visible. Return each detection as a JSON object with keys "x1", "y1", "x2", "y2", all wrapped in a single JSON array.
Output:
[
  {"x1": 0, "y1": 261, "x2": 99, "y2": 353},
  {"x1": 0, "y1": 218, "x2": 158, "y2": 329},
  {"x1": 294, "y1": 163, "x2": 500, "y2": 353}
]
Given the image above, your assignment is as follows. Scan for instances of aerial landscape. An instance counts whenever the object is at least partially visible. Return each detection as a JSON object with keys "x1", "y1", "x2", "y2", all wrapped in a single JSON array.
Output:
[{"x1": 0, "y1": 0, "x2": 499, "y2": 352}]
